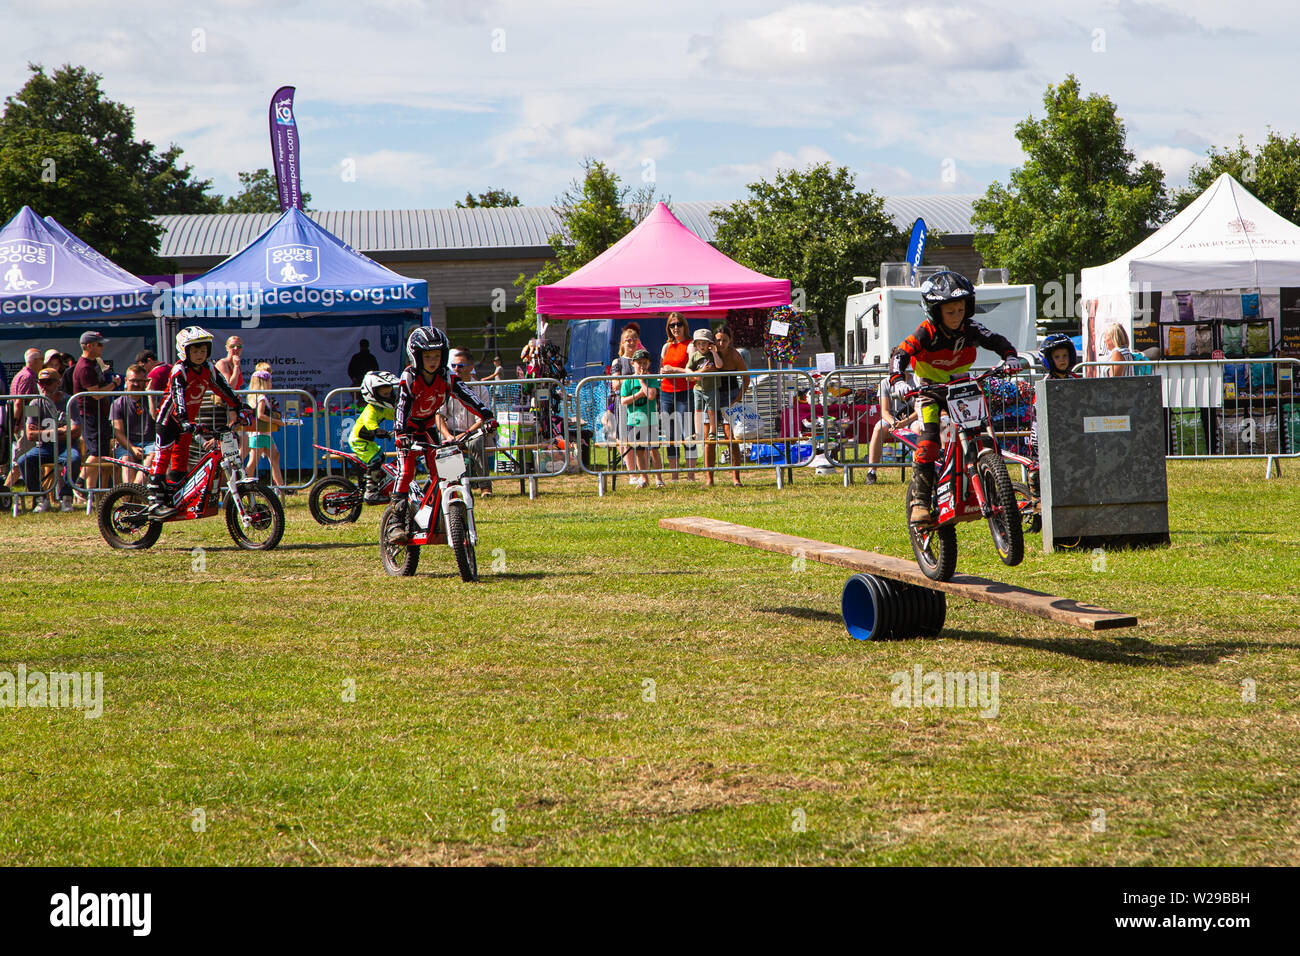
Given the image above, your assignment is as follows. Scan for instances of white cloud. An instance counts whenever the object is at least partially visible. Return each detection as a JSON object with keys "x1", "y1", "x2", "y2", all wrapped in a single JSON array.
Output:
[
  {"x1": 710, "y1": 145, "x2": 837, "y2": 182},
  {"x1": 1136, "y1": 145, "x2": 1203, "y2": 185},
  {"x1": 692, "y1": 2, "x2": 1039, "y2": 78}
]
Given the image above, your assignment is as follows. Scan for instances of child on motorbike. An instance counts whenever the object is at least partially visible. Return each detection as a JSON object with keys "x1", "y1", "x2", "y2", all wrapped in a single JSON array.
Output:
[
  {"x1": 350, "y1": 370, "x2": 401, "y2": 504},
  {"x1": 388, "y1": 327, "x2": 496, "y2": 541},
  {"x1": 887, "y1": 271, "x2": 1024, "y2": 525},
  {"x1": 146, "y1": 326, "x2": 246, "y2": 517},
  {"x1": 1026, "y1": 333, "x2": 1080, "y2": 499}
]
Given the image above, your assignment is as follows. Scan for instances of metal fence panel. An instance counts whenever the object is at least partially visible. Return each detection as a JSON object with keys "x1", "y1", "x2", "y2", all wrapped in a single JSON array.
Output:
[
  {"x1": 574, "y1": 368, "x2": 819, "y2": 493},
  {"x1": 1077, "y1": 358, "x2": 1298, "y2": 470}
]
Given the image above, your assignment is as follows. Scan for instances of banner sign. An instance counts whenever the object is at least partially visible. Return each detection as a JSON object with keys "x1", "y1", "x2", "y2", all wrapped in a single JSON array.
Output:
[
  {"x1": 1280, "y1": 288, "x2": 1300, "y2": 356},
  {"x1": 619, "y1": 285, "x2": 709, "y2": 309},
  {"x1": 269, "y1": 86, "x2": 303, "y2": 211},
  {"x1": 905, "y1": 218, "x2": 927, "y2": 287},
  {"x1": 202, "y1": 317, "x2": 402, "y2": 405}
]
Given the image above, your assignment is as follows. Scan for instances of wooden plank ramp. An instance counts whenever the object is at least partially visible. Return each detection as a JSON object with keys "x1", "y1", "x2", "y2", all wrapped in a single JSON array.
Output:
[{"x1": 659, "y1": 516, "x2": 1137, "y2": 631}]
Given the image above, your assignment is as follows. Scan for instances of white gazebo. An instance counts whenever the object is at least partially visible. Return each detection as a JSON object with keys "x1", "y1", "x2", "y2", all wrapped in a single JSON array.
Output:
[{"x1": 1080, "y1": 173, "x2": 1300, "y2": 363}]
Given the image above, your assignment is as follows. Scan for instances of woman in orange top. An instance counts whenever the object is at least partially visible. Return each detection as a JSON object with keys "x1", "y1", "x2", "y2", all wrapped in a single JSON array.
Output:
[{"x1": 658, "y1": 312, "x2": 696, "y2": 480}]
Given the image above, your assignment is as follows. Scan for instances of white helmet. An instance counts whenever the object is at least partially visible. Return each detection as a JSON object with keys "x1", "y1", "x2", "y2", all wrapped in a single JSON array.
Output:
[
  {"x1": 176, "y1": 326, "x2": 214, "y2": 362},
  {"x1": 361, "y1": 370, "x2": 400, "y2": 408}
]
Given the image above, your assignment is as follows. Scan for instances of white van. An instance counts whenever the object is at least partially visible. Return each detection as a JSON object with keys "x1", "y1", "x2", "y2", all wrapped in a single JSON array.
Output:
[{"x1": 844, "y1": 265, "x2": 1037, "y2": 367}]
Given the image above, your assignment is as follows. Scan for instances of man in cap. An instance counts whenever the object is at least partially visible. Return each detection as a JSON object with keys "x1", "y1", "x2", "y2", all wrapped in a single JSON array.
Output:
[
  {"x1": 72, "y1": 331, "x2": 122, "y2": 497},
  {"x1": 15, "y1": 366, "x2": 81, "y2": 511},
  {"x1": 1, "y1": 348, "x2": 45, "y2": 494}
]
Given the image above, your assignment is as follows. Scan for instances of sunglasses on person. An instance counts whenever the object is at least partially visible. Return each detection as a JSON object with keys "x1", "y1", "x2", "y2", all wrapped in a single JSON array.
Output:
[
  {"x1": 450, "y1": 362, "x2": 469, "y2": 369},
  {"x1": 669, "y1": 323, "x2": 684, "y2": 329}
]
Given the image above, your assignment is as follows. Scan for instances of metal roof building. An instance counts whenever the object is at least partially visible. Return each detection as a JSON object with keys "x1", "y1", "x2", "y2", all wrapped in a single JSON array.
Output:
[
  {"x1": 155, "y1": 196, "x2": 981, "y2": 268},
  {"x1": 154, "y1": 196, "x2": 984, "y2": 359}
]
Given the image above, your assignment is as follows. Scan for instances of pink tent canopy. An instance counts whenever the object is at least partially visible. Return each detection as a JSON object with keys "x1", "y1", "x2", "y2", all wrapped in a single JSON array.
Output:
[{"x1": 535, "y1": 202, "x2": 790, "y2": 316}]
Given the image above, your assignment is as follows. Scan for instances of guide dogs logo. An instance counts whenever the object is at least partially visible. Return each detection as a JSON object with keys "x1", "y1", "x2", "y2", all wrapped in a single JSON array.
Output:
[
  {"x1": 267, "y1": 244, "x2": 319, "y2": 285},
  {"x1": 0, "y1": 239, "x2": 55, "y2": 293}
]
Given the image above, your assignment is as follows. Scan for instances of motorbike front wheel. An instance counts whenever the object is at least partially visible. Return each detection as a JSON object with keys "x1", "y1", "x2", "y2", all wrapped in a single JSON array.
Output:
[
  {"x1": 446, "y1": 499, "x2": 478, "y2": 582},
  {"x1": 225, "y1": 485, "x2": 285, "y2": 550},
  {"x1": 978, "y1": 450, "x2": 1024, "y2": 567}
]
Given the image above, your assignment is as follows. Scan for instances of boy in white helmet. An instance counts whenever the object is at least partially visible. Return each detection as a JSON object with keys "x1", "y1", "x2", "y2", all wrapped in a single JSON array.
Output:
[
  {"x1": 145, "y1": 326, "x2": 244, "y2": 516},
  {"x1": 350, "y1": 370, "x2": 400, "y2": 504}
]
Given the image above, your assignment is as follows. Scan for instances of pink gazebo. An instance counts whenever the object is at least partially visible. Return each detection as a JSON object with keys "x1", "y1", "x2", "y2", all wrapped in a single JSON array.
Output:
[{"x1": 535, "y1": 202, "x2": 790, "y2": 316}]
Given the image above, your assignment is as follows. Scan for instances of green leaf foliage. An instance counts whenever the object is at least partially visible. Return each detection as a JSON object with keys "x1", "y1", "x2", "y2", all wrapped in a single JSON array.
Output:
[
  {"x1": 709, "y1": 163, "x2": 901, "y2": 354},
  {"x1": 513, "y1": 158, "x2": 660, "y2": 332},
  {"x1": 0, "y1": 63, "x2": 223, "y2": 272},
  {"x1": 1172, "y1": 130, "x2": 1300, "y2": 225},
  {"x1": 971, "y1": 74, "x2": 1169, "y2": 311}
]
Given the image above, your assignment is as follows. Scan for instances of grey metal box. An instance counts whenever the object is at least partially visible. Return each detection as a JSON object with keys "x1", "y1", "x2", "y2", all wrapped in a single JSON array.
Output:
[{"x1": 1038, "y1": 376, "x2": 1170, "y2": 553}]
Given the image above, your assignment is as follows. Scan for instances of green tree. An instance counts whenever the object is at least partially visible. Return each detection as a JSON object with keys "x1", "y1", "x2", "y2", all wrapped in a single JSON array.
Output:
[
  {"x1": 513, "y1": 159, "x2": 659, "y2": 332},
  {"x1": 710, "y1": 162, "x2": 902, "y2": 354},
  {"x1": 221, "y1": 168, "x2": 311, "y2": 213},
  {"x1": 456, "y1": 188, "x2": 521, "y2": 208},
  {"x1": 0, "y1": 63, "x2": 221, "y2": 270},
  {"x1": 971, "y1": 74, "x2": 1168, "y2": 314},
  {"x1": 1172, "y1": 130, "x2": 1300, "y2": 224}
]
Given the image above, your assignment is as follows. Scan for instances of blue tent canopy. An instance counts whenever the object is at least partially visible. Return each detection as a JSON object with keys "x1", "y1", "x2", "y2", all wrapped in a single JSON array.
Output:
[
  {"x1": 168, "y1": 208, "x2": 427, "y2": 320},
  {"x1": 0, "y1": 206, "x2": 155, "y2": 323}
]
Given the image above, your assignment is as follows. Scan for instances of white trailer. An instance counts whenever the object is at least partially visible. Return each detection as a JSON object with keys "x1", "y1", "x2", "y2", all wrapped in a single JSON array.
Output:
[{"x1": 844, "y1": 265, "x2": 1037, "y2": 367}]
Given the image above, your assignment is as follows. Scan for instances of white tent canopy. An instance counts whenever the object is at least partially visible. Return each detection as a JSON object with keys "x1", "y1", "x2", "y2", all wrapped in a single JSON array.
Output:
[{"x1": 1080, "y1": 173, "x2": 1300, "y2": 353}]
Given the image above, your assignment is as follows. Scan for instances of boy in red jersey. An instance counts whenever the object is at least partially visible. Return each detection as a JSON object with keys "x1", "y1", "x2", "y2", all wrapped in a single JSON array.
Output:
[{"x1": 887, "y1": 272, "x2": 1023, "y2": 525}]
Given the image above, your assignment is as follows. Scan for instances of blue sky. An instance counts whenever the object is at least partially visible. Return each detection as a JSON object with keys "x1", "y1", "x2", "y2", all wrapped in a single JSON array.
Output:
[{"x1": 5, "y1": 0, "x2": 1291, "y2": 209}]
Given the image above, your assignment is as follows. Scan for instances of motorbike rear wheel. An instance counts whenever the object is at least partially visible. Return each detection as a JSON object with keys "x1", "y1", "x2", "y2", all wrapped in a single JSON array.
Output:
[
  {"x1": 97, "y1": 482, "x2": 162, "y2": 550},
  {"x1": 1011, "y1": 481, "x2": 1042, "y2": 534},
  {"x1": 379, "y1": 501, "x2": 419, "y2": 576},
  {"x1": 908, "y1": 517, "x2": 958, "y2": 582},
  {"x1": 308, "y1": 475, "x2": 362, "y2": 525}
]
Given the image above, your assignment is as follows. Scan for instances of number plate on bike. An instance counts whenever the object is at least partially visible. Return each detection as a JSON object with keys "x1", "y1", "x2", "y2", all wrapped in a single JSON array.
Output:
[
  {"x1": 435, "y1": 448, "x2": 466, "y2": 480},
  {"x1": 946, "y1": 382, "x2": 986, "y2": 426},
  {"x1": 220, "y1": 433, "x2": 240, "y2": 458}
]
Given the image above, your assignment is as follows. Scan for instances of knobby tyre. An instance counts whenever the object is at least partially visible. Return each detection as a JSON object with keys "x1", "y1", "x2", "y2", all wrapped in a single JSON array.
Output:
[
  {"x1": 97, "y1": 482, "x2": 162, "y2": 550},
  {"x1": 380, "y1": 501, "x2": 419, "y2": 576},
  {"x1": 225, "y1": 485, "x2": 285, "y2": 550},
  {"x1": 446, "y1": 500, "x2": 478, "y2": 582},
  {"x1": 308, "y1": 476, "x2": 362, "y2": 525},
  {"x1": 978, "y1": 450, "x2": 1023, "y2": 566},
  {"x1": 908, "y1": 514, "x2": 958, "y2": 582}
]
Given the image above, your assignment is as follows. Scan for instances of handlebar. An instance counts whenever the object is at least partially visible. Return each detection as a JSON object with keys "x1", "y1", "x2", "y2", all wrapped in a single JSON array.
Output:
[
  {"x1": 403, "y1": 420, "x2": 490, "y2": 455},
  {"x1": 898, "y1": 362, "x2": 1019, "y2": 402}
]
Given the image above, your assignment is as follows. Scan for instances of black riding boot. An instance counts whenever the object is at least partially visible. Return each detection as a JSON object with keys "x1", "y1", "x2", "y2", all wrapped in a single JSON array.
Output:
[
  {"x1": 386, "y1": 496, "x2": 409, "y2": 544},
  {"x1": 908, "y1": 462, "x2": 936, "y2": 525},
  {"x1": 363, "y1": 462, "x2": 387, "y2": 504},
  {"x1": 146, "y1": 474, "x2": 175, "y2": 517}
]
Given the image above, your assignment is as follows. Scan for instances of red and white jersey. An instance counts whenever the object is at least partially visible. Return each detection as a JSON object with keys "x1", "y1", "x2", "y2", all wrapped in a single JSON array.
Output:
[
  {"x1": 394, "y1": 365, "x2": 490, "y2": 432},
  {"x1": 154, "y1": 359, "x2": 241, "y2": 426}
]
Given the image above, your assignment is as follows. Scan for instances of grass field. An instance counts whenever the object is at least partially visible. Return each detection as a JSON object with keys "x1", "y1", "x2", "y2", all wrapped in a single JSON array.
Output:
[{"x1": 0, "y1": 460, "x2": 1297, "y2": 865}]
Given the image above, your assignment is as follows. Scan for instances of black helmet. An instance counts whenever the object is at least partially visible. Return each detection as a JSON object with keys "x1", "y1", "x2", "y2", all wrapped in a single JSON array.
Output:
[
  {"x1": 1038, "y1": 333, "x2": 1078, "y2": 373},
  {"x1": 406, "y1": 326, "x2": 449, "y2": 370},
  {"x1": 920, "y1": 271, "x2": 976, "y2": 324}
]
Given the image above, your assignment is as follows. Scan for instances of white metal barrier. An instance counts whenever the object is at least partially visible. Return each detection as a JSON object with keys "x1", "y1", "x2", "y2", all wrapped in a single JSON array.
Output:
[
  {"x1": 322, "y1": 377, "x2": 572, "y2": 500},
  {"x1": 60, "y1": 387, "x2": 318, "y2": 506},
  {"x1": 1077, "y1": 357, "x2": 1300, "y2": 476},
  {"x1": 574, "y1": 368, "x2": 819, "y2": 495}
]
